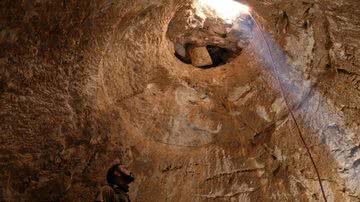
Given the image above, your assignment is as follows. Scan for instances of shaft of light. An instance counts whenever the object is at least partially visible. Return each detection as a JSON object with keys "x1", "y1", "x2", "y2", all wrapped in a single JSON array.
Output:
[
  {"x1": 197, "y1": 0, "x2": 250, "y2": 23},
  {"x1": 248, "y1": 14, "x2": 328, "y2": 202}
]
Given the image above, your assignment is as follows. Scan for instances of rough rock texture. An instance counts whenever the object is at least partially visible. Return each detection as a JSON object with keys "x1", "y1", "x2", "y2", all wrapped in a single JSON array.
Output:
[
  {"x1": 1, "y1": 0, "x2": 360, "y2": 201},
  {"x1": 188, "y1": 47, "x2": 213, "y2": 67}
]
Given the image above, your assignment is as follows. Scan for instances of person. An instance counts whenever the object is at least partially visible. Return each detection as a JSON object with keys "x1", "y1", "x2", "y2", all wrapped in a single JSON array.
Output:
[{"x1": 95, "y1": 164, "x2": 135, "y2": 202}]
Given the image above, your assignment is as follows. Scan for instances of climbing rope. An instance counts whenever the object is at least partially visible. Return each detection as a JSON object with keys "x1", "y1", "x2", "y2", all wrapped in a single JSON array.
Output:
[{"x1": 249, "y1": 14, "x2": 327, "y2": 201}]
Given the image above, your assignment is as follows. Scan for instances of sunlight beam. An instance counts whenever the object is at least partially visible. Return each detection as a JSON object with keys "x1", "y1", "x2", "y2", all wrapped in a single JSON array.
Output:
[{"x1": 196, "y1": 0, "x2": 250, "y2": 23}]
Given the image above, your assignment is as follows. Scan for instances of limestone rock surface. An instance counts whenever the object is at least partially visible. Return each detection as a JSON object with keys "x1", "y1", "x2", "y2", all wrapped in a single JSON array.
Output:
[
  {"x1": 189, "y1": 47, "x2": 213, "y2": 67},
  {"x1": 1, "y1": 0, "x2": 360, "y2": 201}
]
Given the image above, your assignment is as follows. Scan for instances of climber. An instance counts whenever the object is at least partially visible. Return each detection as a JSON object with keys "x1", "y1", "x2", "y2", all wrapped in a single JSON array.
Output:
[{"x1": 95, "y1": 164, "x2": 135, "y2": 202}]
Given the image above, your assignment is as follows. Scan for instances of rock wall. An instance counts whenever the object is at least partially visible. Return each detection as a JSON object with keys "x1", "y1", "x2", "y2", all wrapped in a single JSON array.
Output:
[{"x1": 1, "y1": 0, "x2": 360, "y2": 201}]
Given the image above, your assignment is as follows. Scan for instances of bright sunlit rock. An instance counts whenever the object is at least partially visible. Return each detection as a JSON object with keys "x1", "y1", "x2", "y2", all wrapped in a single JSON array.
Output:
[{"x1": 196, "y1": 0, "x2": 250, "y2": 23}]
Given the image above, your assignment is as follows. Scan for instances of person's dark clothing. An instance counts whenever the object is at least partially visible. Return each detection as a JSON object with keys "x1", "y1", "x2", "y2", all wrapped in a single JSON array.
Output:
[{"x1": 95, "y1": 184, "x2": 130, "y2": 202}]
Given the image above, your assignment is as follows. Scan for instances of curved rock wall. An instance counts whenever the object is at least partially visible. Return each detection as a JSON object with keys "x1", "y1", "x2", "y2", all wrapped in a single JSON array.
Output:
[{"x1": 1, "y1": 0, "x2": 360, "y2": 201}]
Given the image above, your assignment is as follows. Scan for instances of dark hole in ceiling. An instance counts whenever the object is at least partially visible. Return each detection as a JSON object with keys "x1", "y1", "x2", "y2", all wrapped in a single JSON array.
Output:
[
  {"x1": 174, "y1": 44, "x2": 241, "y2": 69},
  {"x1": 205, "y1": 45, "x2": 237, "y2": 67}
]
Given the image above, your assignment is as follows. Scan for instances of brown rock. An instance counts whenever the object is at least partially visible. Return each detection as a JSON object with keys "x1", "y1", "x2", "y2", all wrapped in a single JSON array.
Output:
[
  {"x1": 188, "y1": 46, "x2": 213, "y2": 67},
  {"x1": 1, "y1": 0, "x2": 360, "y2": 201}
]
